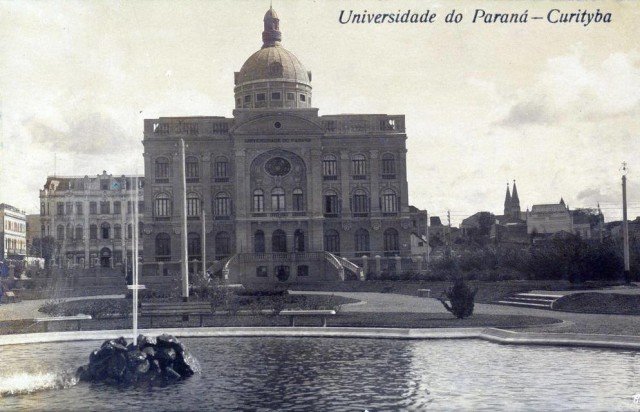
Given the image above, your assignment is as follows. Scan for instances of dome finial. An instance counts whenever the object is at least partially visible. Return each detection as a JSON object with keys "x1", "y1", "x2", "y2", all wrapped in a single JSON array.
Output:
[{"x1": 262, "y1": 6, "x2": 281, "y2": 48}]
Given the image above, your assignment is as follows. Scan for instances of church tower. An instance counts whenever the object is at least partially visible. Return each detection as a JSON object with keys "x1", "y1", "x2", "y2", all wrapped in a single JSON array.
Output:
[
  {"x1": 510, "y1": 180, "x2": 521, "y2": 219},
  {"x1": 503, "y1": 182, "x2": 511, "y2": 216}
]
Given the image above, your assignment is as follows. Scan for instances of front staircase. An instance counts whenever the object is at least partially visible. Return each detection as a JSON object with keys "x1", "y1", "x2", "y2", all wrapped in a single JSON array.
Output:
[{"x1": 495, "y1": 292, "x2": 562, "y2": 309}]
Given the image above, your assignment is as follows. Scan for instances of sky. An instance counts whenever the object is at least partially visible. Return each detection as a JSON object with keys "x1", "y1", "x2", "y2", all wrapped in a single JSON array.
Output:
[{"x1": 0, "y1": 0, "x2": 638, "y2": 225}]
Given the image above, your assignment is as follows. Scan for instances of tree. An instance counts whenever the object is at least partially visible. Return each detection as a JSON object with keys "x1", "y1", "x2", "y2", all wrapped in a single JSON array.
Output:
[
  {"x1": 30, "y1": 236, "x2": 58, "y2": 268},
  {"x1": 438, "y1": 278, "x2": 478, "y2": 319}
]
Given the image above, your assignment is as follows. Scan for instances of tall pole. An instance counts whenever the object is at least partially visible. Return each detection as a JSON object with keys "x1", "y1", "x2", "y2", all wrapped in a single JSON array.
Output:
[
  {"x1": 622, "y1": 163, "x2": 630, "y2": 281},
  {"x1": 201, "y1": 202, "x2": 206, "y2": 276},
  {"x1": 179, "y1": 139, "x2": 189, "y2": 300},
  {"x1": 425, "y1": 210, "x2": 430, "y2": 266},
  {"x1": 132, "y1": 177, "x2": 139, "y2": 344}
]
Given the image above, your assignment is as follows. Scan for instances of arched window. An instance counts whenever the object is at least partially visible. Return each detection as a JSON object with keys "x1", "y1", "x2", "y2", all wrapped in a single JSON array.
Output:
[
  {"x1": 322, "y1": 155, "x2": 337, "y2": 179},
  {"x1": 324, "y1": 230, "x2": 340, "y2": 253},
  {"x1": 352, "y1": 189, "x2": 369, "y2": 215},
  {"x1": 381, "y1": 189, "x2": 398, "y2": 213},
  {"x1": 272, "y1": 229, "x2": 287, "y2": 253},
  {"x1": 292, "y1": 188, "x2": 304, "y2": 211},
  {"x1": 154, "y1": 193, "x2": 171, "y2": 217},
  {"x1": 354, "y1": 229, "x2": 370, "y2": 254},
  {"x1": 254, "y1": 230, "x2": 265, "y2": 253},
  {"x1": 57, "y1": 225, "x2": 65, "y2": 241},
  {"x1": 155, "y1": 157, "x2": 171, "y2": 180},
  {"x1": 155, "y1": 233, "x2": 171, "y2": 258},
  {"x1": 188, "y1": 232, "x2": 201, "y2": 257},
  {"x1": 294, "y1": 229, "x2": 305, "y2": 252},
  {"x1": 75, "y1": 225, "x2": 83, "y2": 241},
  {"x1": 351, "y1": 154, "x2": 367, "y2": 177},
  {"x1": 384, "y1": 228, "x2": 399, "y2": 255},
  {"x1": 214, "y1": 192, "x2": 231, "y2": 217},
  {"x1": 215, "y1": 232, "x2": 231, "y2": 257},
  {"x1": 381, "y1": 153, "x2": 396, "y2": 177},
  {"x1": 66, "y1": 224, "x2": 73, "y2": 240},
  {"x1": 185, "y1": 156, "x2": 199, "y2": 180},
  {"x1": 324, "y1": 190, "x2": 340, "y2": 215},
  {"x1": 214, "y1": 156, "x2": 229, "y2": 180},
  {"x1": 90, "y1": 224, "x2": 98, "y2": 240},
  {"x1": 101, "y1": 222, "x2": 111, "y2": 239},
  {"x1": 187, "y1": 192, "x2": 201, "y2": 217},
  {"x1": 271, "y1": 188, "x2": 285, "y2": 211},
  {"x1": 253, "y1": 189, "x2": 265, "y2": 212}
]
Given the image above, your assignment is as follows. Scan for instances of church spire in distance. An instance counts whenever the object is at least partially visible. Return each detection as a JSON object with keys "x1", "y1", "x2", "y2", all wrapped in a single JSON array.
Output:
[
  {"x1": 262, "y1": 5, "x2": 282, "y2": 48},
  {"x1": 511, "y1": 180, "x2": 520, "y2": 209},
  {"x1": 504, "y1": 182, "x2": 511, "y2": 215}
]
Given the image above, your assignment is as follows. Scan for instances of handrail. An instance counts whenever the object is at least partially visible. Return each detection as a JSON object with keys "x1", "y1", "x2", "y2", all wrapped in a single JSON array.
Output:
[
  {"x1": 337, "y1": 256, "x2": 365, "y2": 281},
  {"x1": 323, "y1": 252, "x2": 345, "y2": 281},
  {"x1": 221, "y1": 254, "x2": 239, "y2": 280}
]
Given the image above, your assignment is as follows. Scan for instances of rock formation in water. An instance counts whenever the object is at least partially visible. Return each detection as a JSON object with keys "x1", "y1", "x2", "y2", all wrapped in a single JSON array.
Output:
[{"x1": 76, "y1": 334, "x2": 197, "y2": 385}]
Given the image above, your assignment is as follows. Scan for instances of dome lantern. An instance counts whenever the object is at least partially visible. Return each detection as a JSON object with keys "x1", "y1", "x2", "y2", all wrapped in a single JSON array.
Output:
[
  {"x1": 234, "y1": 8, "x2": 312, "y2": 110},
  {"x1": 262, "y1": 7, "x2": 281, "y2": 48}
]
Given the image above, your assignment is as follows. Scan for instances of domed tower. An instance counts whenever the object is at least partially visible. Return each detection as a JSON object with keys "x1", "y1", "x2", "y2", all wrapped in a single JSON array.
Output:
[{"x1": 234, "y1": 7, "x2": 312, "y2": 109}]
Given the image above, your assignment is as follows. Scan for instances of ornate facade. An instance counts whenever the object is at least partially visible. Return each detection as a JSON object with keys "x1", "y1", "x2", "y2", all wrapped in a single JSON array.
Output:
[
  {"x1": 141, "y1": 8, "x2": 427, "y2": 288},
  {"x1": 39, "y1": 171, "x2": 144, "y2": 269}
]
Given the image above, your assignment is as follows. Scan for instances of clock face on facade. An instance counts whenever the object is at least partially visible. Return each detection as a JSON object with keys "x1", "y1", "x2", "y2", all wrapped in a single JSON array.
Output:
[{"x1": 265, "y1": 157, "x2": 291, "y2": 176}]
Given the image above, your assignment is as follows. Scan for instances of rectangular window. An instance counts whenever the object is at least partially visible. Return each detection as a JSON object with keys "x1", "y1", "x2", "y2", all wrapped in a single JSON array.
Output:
[
  {"x1": 187, "y1": 197, "x2": 200, "y2": 217},
  {"x1": 57, "y1": 202, "x2": 64, "y2": 215},
  {"x1": 256, "y1": 266, "x2": 268, "y2": 278},
  {"x1": 100, "y1": 180, "x2": 109, "y2": 190},
  {"x1": 138, "y1": 201, "x2": 144, "y2": 213},
  {"x1": 76, "y1": 202, "x2": 83, "y2": 215},
  {"x1": 100, "y1": 201, "x2": 110, "y2": 215},
  {"x1": 299, "y1": 94, "x2": 306, "y2": 102},
  {"x1": 256, "y1": 93, "x2": 266, "y2": 101},
  {"x1": 65, "y1": 202, "x2": 73, "y2": 215},
  {"x1": 293, "y1": 191, "x2": 304, "y2": 211},
  {"x1": 324, "y1": 195, "x2": 339, "y2": 215},
  {"x1": 271, "y1": 92, "x2": 281, "y2": 100},
  {"x1": 89, "y1": 202, "x2": 97, "y2": 215},
  {"x1": 90, "y1": 225, "x2": 97, "y2": 240},
  {"x1": 326, "y1": 120, "x2": 336, "y2": 132},
  {"x1": 322, "y1": 158, "x2": 337, "y2": 177},
  {"x1": 253, "y1": 192, "x2": 264, "y2": 212},
  {"x1": 215, "y1": 161, "x2": 228, "y2": 178},
  {"x1": 77, "y1": 181, "x2": 84, "y2": 190},
  {"x1": 113, "y1": 201, "x2": 121, "y2": 214},
  {"x1": 287, "y1": 92, "x2": 295, "y2": 101},
  {"x1": 244, "y1": 95, "x2": 251, "y2": 103}
]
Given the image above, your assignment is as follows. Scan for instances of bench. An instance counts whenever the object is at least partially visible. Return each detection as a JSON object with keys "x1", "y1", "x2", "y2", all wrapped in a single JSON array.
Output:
[
  {"x1": 417, "y1": 289, "x2": 432, "y2": 298},
  {"x1": 279, "y1": 309, "x2": 336, "y2": 327},
  {"x1": 140, "y1": 301, "x2": 212, "y2": 327},
  {"x1": 3, "y1": 290, "x2": 19, "y2": 303},
  {"x1": 34, "y1": 314, "x2": 92, "y2": 332}
]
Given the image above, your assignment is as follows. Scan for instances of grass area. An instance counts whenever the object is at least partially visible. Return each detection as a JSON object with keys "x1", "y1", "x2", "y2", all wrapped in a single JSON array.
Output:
[
  {"x1": 0, "y1": 312, "x2": 560, "y2": 335},
  {"x1": 291, "y1": 280, "x2": 631, "y2": 303},
  {"x1": 38, "y1": 294, "x2": 359, "y2": 318},
  {"x1": 553, "y1": 293, "x2": 640, "y2": 315}
]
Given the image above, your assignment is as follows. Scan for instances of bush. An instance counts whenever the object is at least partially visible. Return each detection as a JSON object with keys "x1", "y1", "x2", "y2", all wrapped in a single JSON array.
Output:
[{"x1": 438, "y1": 278, "x2": 477, "y2": 319}]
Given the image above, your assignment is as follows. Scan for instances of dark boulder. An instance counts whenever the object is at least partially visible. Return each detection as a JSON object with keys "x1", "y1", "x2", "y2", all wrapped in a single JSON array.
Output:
[
  {"x1": 137, "y1": 334, "x2": 157, "y2": 349},
  {"x1": 106, "y1": 353, "x2": 127, "y2": 380}
]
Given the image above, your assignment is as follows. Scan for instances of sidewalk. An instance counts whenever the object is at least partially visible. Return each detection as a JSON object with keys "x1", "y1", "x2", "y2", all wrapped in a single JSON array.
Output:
[{"x1": 0, "y1": 295, "x2": 124, "y2": 322}]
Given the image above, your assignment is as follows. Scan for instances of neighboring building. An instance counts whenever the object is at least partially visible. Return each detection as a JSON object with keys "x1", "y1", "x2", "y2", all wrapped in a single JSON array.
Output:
[
  {"x1": 610, "y1": 217, "x2": 640, "y2": 241},
  {"x1": 460, "y1": 211, "x2": 495, "y2": 237},
  {"x1": 25, "y1": 214, "x2": 40, "y2": 252},
  {"x1": 0, "y1": 203, "x2": 26, "y2": 259},
  {"x1": 39, "y1": 171, "x2": 144, "y2": 269},
  {"x1": 527, "y1": 198, "x2": 573, "y2": 235},
  {"x1": 141, "y1": 8, "x2": 427, "y2": 288}
]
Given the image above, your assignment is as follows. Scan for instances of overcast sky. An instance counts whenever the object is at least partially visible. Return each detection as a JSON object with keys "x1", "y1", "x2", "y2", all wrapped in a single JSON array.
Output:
[{"x1": 0, "y1": 0, "x2": 638, "y2": 224}]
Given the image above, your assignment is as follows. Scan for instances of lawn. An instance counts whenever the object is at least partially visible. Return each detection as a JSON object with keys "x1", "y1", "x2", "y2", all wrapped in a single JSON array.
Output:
[{"x1": 553, "y1": 293, "x2": 640, "y2": 315}]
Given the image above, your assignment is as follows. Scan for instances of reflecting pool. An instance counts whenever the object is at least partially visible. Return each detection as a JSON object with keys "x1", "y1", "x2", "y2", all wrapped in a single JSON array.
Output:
[{"x1": 0, "y1": 337, "x2": 638, "y2": 411}]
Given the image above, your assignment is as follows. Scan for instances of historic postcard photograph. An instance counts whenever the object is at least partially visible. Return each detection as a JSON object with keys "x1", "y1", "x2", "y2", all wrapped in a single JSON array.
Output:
[{"x1": 0, "y1": 0, "x2": 639, "y2": 410}]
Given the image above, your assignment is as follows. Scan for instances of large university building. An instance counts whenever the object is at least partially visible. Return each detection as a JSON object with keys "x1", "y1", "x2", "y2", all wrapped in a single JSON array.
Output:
[
  {"x1": 0, "y1": 203, "x2": 27, "y2": 260},
  {"x1": 39, "y1": 171, "x2": 144, "y2": 269},
  {"x1": 141, "y1": 8, "x2": 427, "y2": 289}
]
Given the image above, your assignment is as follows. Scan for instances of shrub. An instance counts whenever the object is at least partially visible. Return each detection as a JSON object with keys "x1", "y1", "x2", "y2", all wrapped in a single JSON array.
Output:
[{"x1": 438, "y1": 278, "x2": 477, "y2": 319}]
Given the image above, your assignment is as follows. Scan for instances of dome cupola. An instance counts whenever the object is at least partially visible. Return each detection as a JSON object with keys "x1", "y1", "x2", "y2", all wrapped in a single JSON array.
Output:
[{"x1": 234, "y1": 8, "x2": 312, "y2": 109}]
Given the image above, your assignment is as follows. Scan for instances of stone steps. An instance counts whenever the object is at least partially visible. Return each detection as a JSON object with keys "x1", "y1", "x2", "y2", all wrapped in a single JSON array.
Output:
[{"x1": 495, "y1": 292, "x2": 562, "y2": 309}]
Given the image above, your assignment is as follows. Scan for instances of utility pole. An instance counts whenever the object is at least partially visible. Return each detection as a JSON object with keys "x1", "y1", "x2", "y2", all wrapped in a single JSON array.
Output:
[
  {"x1": 179, "y1": 139, "x2": 189, "y2": 300},
  {"x1": 622, "y1": 162, "x2": 630, "y2": 282},
  {"x1": 447, "y1": 210, "x2": 452, "y2": 257},
  {"x1": 425, "y1": 210, "x2": 430, "y2": 266},
  {"x1": 201, "y1": 201, "x2": 206, "y2": 277}
]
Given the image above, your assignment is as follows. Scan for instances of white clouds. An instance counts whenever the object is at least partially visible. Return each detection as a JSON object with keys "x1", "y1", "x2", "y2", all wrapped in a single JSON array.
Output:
[{"x1": 501, "y1": 51, "x2": 640, "y2": 126}]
